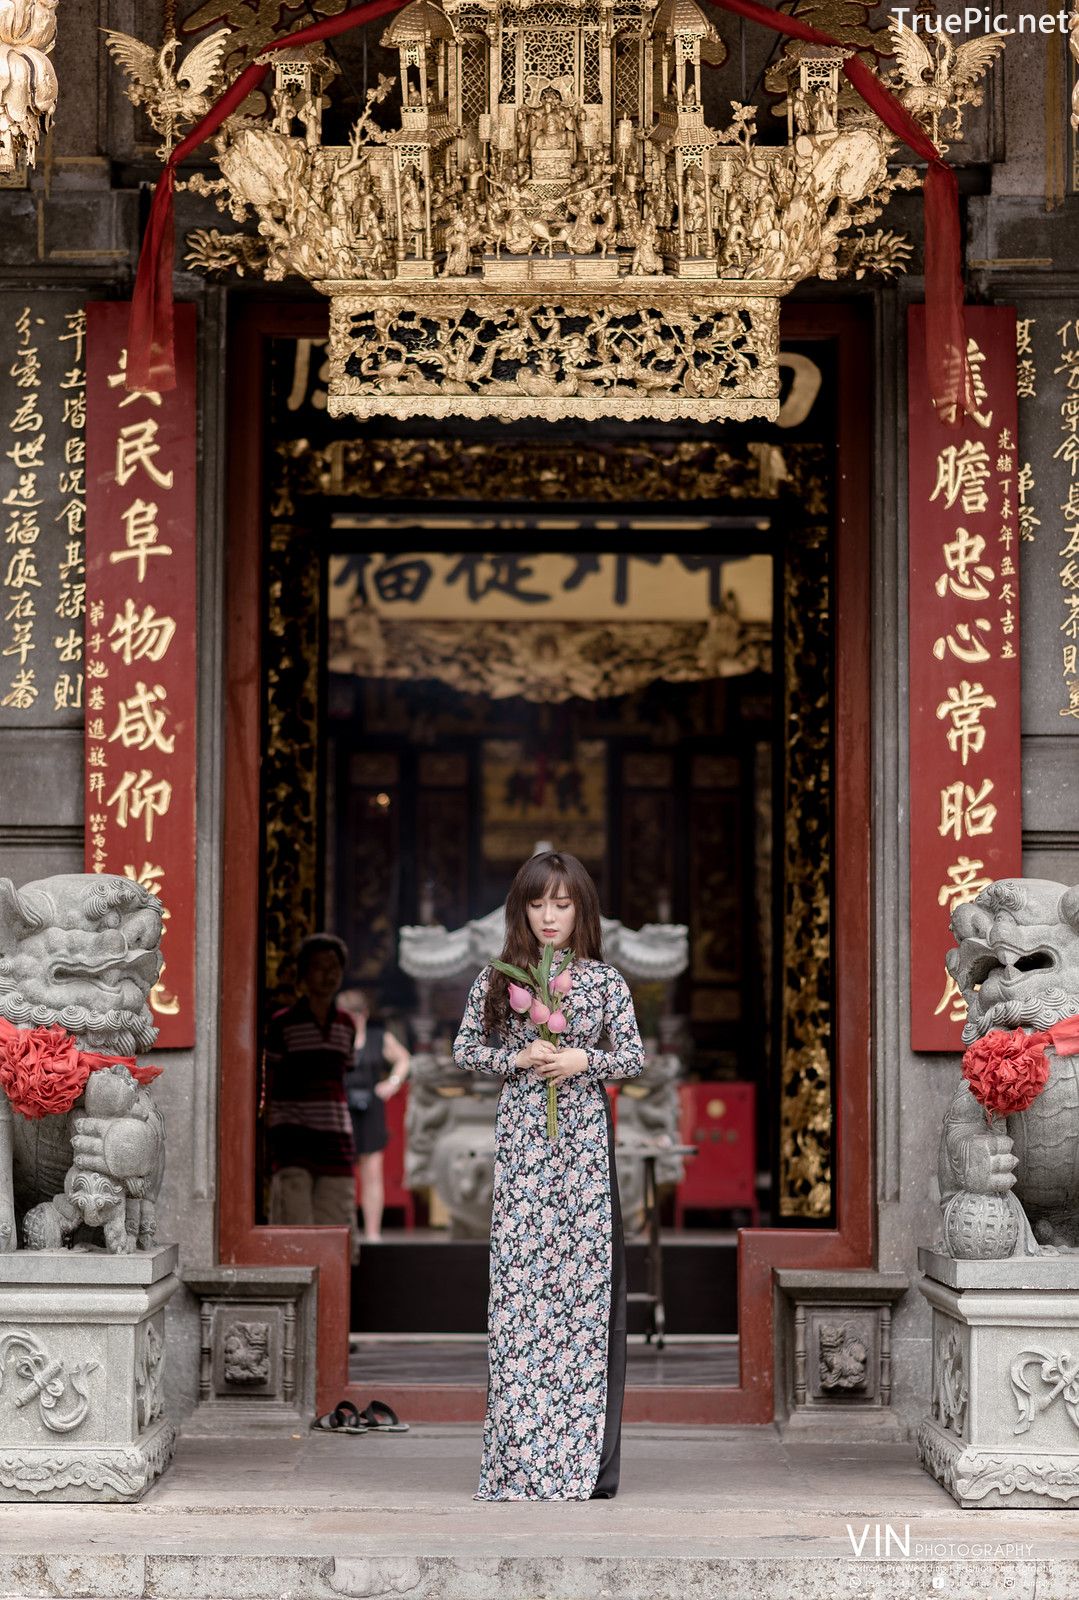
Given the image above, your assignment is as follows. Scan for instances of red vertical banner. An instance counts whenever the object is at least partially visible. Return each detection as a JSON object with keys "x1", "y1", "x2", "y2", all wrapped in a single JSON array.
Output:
[
  {"x1": 908, "y1": 305, "x2": 1023, "y2": 1051},
  {"x1": 84, "y1": 302, "x2": 197, "y2": 1049}
]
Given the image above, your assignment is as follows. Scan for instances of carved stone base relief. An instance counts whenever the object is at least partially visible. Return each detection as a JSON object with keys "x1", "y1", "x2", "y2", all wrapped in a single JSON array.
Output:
[
  {"x1": 796, "y1": 1307, "x2": 884, "y2": 1408},
  {"x1": 919, "y1": 1253, "x2": 1079, "y2": 1508},
  {"x1": 816, "y1": 1317, "x2": 871, "y2": 1396},
  {"x1": 0, "y1": 1422, "x2": 175, "y2": 1502},
  {"x1": 0, "y1": 1246, "x2": 178, "y2": 1502},
  {"x1": 223, "y1": 1320, "x2": 272, "y2": 1388},
  {"x1": 931, "y1": 1323, "x2": 969, "y2": 1438},
  {"x1": 775, "y1": 1271, "x2": 908, "y2": 1429},
  {"x1": 918, "y1": 1418, "x2": 1079, "y2": 1508},
  {"x1": 0, "y1": 1328, "x2": 97, "y2": 1435},
  {"x1": 135, "y1": 1313, "x2": 166, "y2": 1430},
  {"x1": 184, "y1": 1268, "x2": 316, "y2": 1426}
]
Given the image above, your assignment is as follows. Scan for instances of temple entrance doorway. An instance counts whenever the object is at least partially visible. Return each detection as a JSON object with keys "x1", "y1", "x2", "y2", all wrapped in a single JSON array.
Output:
[
  {"x1": 222, "y1": 298, "x2": 872, "y2": 1421},
  {"x1": 325, "y1": 531, "x2": 771, "y2": 1388}
]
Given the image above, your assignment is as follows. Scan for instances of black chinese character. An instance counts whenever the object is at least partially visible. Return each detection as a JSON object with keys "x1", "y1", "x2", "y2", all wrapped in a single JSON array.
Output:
[
  {"x1": 676, "y1": 554, "x2": 726, "y2": 607},
  {"x1": 612, "y1": 553, "x2": 663, "y2": 605},
  {"x1": 445, "y1": 553, "x2": 550, "y2": 604},
  {"x1": 334, "y1": 553, "x2": 433, "y2": 604},
  {"x1": 562, "y1": 554, "x2": 602, "y2": 592}
]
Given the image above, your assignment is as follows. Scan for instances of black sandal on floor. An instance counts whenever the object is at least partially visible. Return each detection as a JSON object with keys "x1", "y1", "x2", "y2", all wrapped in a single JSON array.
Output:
[
  {"x1": 335, "y1": 1399, "x2": 369, "y2": 1433},
  {"x1": 311, "y1": 1402, "x2": 368, "y2": 1434},
  {"x1": 360, "y1": 1399, "x2": 409, "y2": 1432}
]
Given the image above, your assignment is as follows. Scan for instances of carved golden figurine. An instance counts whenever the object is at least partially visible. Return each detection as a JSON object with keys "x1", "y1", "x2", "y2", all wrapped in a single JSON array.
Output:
[
  {"x1": 528, "y1": 85, "x2": 577, "y2": 179},
  {"x1": 629, "y1": 213, "x2": 662, "y2": 276},
  {"x1": 441, "y1": 208, "x2": 473, "y2": 276},
  {"x1": 353, "y1": 174, "x2": 393, "y2": 278},
  {"x1": 400, "y1": 169, "x2": 425, "y2": 244},
  {"x1": 103, "y1": 25, "x2": 229, "y2": 160},
  {"x1": 0, "y1": 0, "x2": 57, "y2": 175},
  {"x1": 682, "y1": 170, "x2": 709, "y2": 258},
  {"x1": 885, "y1": 17, "x2": 1006, "y2": 152},
  {"x1": 108, "y1": 0, "x2": 1007, "y2": 420}
]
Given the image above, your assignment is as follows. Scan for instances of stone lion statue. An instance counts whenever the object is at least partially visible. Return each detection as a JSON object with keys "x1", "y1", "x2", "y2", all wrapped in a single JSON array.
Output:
[
  {"x1": 0, "y1": 874, "x2": 166, "y2": 1254},
  {"x1": 939, "y1": 878, "x2": 1079, "y2": 1257}
]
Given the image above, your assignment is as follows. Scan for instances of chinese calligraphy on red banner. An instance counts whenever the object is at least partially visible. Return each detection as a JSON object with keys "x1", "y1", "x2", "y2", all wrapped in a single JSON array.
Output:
[
  {"x1": 908, "y1": 305, "x2": 1023, "y2": 1051},
  {"x1": 84, "y1": 303, "x2": 197, "y2": 1049}
]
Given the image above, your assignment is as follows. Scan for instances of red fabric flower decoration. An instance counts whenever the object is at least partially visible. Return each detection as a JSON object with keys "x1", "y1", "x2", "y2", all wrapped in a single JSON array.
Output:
[
  {"x1": 0, "y1": 1024, "x2": 91, "y2": 1120},
  {"x1": 0, "y1": 1018, "x2": 151, "y2": 1120},
  {"x1": 962, "y1": 1027, "x2": 1052, "y2": 1123}
]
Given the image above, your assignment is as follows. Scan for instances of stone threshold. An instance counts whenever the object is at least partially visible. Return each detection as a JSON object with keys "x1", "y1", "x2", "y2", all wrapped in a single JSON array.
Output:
[
  {"x1": 1, "y1": 1551, "x2": 1079, "y2": 1600},
  {"x1": 0, "y1": 1427, "x2": 1076, "y2": 1598}
]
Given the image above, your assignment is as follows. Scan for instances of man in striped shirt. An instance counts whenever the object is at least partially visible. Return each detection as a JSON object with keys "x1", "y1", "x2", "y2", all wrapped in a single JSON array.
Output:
[{"x1": 266, "y1": 933, "x2": 357, "y2": 1251}]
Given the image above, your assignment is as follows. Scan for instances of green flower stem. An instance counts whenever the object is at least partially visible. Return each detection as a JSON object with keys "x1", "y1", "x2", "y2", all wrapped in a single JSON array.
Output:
[{"x1": 540, "y1": 1022, "x2": 558, "y2": 1141}]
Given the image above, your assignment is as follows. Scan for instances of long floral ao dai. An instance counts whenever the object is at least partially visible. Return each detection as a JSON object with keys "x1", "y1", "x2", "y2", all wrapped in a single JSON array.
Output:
[{"x1": 454, "y1": 959, "x2": 643, "y2": 1498}]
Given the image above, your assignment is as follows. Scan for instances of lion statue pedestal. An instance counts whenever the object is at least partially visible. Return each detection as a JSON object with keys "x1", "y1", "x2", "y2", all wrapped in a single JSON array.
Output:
[
  {"x1": 918, "y1": 878, "x2": 1079, "y2": 1508},
  {"x1": 0, "y1": 1245, "x2": 177, "y2": 1500},
  {"x1": 918, "y1": 1248, "x2": 1079, "y2": 1508},
  {"x1": 0, "y1": 874, "x2": 177, "y2": 1501}
]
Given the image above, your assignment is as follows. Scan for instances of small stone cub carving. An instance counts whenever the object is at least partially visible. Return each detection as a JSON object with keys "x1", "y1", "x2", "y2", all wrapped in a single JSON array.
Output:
[{"x1": 22, "y1": 1065, "x2": 165, "y2": 1254}]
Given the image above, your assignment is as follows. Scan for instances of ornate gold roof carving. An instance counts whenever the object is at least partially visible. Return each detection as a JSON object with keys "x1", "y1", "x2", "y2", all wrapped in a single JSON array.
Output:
[{"x1": 111, "y1": 2, "x2": 1006, "y2": 419}]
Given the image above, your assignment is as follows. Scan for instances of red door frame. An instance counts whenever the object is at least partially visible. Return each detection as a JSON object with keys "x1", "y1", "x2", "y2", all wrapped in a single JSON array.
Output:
[{"x1": 219, "y1": 297, "x2": 874, "y2": 1423}]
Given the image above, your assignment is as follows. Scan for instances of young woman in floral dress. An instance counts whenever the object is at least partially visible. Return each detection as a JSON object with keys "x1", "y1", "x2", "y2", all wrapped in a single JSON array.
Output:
[{"x1": 453, "y1": 850, "x2": 644, "y2": 1500}]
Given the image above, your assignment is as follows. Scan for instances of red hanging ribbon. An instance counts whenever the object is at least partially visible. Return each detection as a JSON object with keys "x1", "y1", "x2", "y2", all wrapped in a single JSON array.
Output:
[
  {"x1": 0, "y1": 1015, "x2": 157, "y2": 1121},
  {"x1": 1043, "y1": 1014, "x2": 1079, "y2": 1057},
  {"x1": 128, "y1": 0, "x2": 973, "y2": 421}
]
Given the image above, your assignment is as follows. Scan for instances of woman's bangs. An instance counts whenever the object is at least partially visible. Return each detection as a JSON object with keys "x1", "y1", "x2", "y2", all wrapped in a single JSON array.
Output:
[{"x1": 516, "y1": 855, "x2": 567, "y2": 902}]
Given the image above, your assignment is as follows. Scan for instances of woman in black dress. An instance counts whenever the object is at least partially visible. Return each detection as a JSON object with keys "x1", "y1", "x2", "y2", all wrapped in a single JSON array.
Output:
[{"x1": 339, "y1": 989, "x2": 410, "y2": 1242}]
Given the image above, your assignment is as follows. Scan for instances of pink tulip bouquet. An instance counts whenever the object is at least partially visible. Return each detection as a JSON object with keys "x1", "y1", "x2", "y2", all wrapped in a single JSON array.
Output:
[{"x1": 492, "y1": 943, "x2": 573, "y2": 1140}]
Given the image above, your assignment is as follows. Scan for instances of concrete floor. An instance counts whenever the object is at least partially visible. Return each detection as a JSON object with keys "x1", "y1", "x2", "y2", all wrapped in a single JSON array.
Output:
[{"x1": 0, "y1": 1426, "x2": 1077, "y2": 1598}]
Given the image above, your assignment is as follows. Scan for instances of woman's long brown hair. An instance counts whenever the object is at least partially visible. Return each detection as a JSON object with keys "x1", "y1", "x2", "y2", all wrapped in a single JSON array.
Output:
[{"x1": 482, "y1": 851, "x2": 604, "y2": 1036}]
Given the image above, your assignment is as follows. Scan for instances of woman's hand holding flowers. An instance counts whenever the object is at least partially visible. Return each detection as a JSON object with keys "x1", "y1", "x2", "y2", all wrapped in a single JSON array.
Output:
[
  {"x1": 516, "y1": 1037, "x2": 557, "y2": 1072},
  {"x1": 533, "y1": 1047, "x2": 588, "y2": 1083},
  {"x1": 493, "y1": 947, "x2": 576, "y2": 1138}
]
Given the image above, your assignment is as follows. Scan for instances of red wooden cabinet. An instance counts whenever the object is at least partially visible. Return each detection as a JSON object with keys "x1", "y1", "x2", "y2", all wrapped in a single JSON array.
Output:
[{"x1": 675, "y1": 1082, "x2": 758, "y2": 1226}]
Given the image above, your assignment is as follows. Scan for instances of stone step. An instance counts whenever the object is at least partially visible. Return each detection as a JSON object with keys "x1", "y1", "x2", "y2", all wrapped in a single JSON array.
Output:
[
  {"x1": 0, "y1": 1428, "x2": 1075, "y2": 1600},
  {"x1": 0, "y1": 1550, "x2": 1077, "y2": 1600}
]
